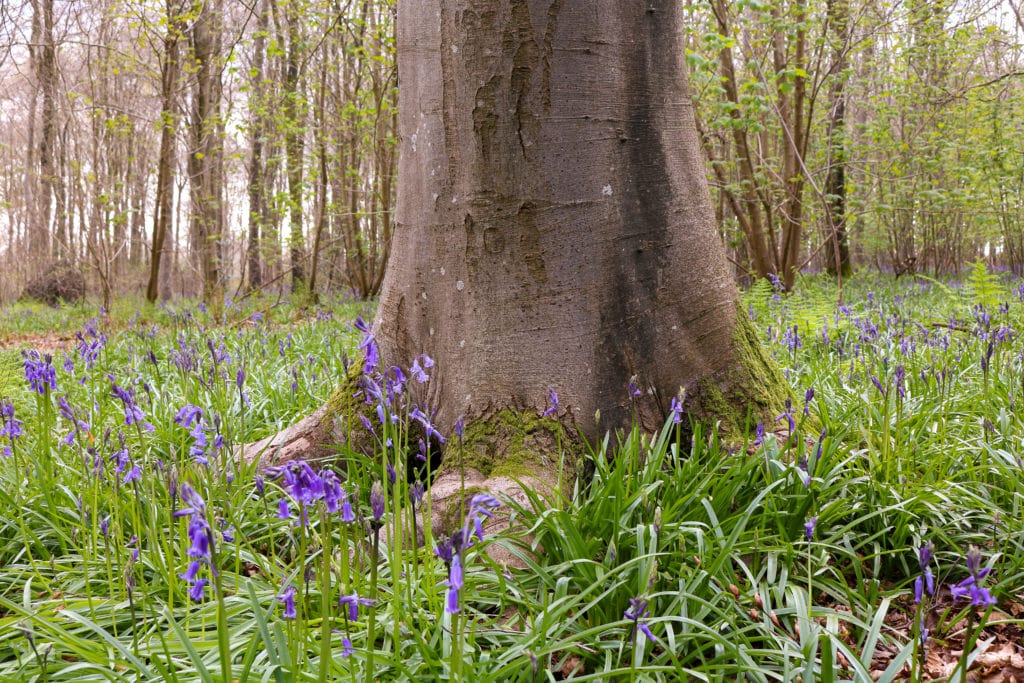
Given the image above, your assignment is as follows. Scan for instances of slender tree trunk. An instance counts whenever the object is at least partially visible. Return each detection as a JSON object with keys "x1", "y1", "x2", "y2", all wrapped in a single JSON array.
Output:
[
  {"x1": 188, "y1": 0, "x2": 224, "y2": 303},
  {"x1": 824, "y1": 0, "x2": 851, "y2": 279},
  {"x1": 147, "y1": 0, "x2": 182, "y2": 303},
  {"x1": 246, "y1": 0, "x2": 268, "y2": 291},
  {"x1": 36, "y1": 0, "x2": 57, "y2": 262},
  {"x1": 281, "y1": 0, "x2": 306, "y2": 288}
]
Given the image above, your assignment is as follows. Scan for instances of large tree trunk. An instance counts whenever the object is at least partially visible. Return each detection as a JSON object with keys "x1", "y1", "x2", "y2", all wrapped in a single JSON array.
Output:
[{"x1": 248, "y1": 0, "x2": 786, "y2": 507}]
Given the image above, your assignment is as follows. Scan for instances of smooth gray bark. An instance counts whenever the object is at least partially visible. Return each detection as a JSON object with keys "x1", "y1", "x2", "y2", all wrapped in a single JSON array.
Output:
[{"x1": 374, "y1": 0, "x2": 767, "y2": 438}]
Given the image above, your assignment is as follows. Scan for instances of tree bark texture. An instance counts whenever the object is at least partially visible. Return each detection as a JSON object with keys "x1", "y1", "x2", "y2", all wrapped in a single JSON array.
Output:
[{"x1": 372, "y1": 0, "x2": 785, "y2": 440}]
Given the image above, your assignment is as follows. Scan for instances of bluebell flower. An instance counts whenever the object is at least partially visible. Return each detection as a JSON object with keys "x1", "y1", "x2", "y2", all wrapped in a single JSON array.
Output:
[
  {"x1": 445, "y1": 553, "x2": 463, "y2": 614},
  {"x1": 0, "y1": 402, "x2": 23, "y2": 442},
  {"x1": 189, "y1": 578, "x2": 208, "y2": 602},
  {"x1": 278, "y1": 585, "x2": 298, "y2": 619},
  {"x1": 370, "y1": 482, "x2": 385, "y2": 526},
  {"x1": 776, "y1": 399, "x2": 795, "y2": 433},
  {"x1": 624, "y1": 597, "x2": 656, "y2": 643},
  {"x1": 339, "y1": 593, "x2": 375, "y2": 621},
  {"x1": 410, "y1": 406, "x2": 445, "y2": 444},
  {"x1": 752, "y1": 421, "x2": 765, "y2": 448},
  {"x1": 410, "y1": 354, "x2": 433, "y2": 383},
  {"x1": 23, "y1": 351, "x2": 57, "y2": 394},
  {"x1": 950, "y1": 546, "x2": 997, "y2": 608},
  {"x1": 669, "y1": 394, "x2": 683, "y2": 424},
  {"x1": 110, "y1": 381, "x2": 153, "y2": 431},
  {"x1": 174, "y1": 404, "x2": 203, "y2": 429},
  {"x1": 804, "y1": 517, "x2": 818, "y2": 542},
  {"x1": 543, "y1": 389, "x2": 559, "y2": 417}
]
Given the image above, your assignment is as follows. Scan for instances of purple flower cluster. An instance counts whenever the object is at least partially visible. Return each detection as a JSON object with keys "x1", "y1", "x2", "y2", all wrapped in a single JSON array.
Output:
[
  {"x1": 950, "y1": 546, "x2": 997, "y2": 608},
  {"x1": 173, "y1": 483, "x2": 214, "y2": 602},
  {"x1": 913, "y1": 543, "x2": 935, "y2": 605},
  {"x1": 436, "y1": 493, "x2": 500, "y2": 614},
  {"x1": 266, "y1": 461, "x2": 354, "y2": 526},
  {"x1": 0, "y1": 401, "x2": 22, "y2": 457},
  {"x1": 75, "y1": 319, "x2": 106, "y2": 369},
  {"x1": 174, "y1": 404, "x2": 222, "y2": 465},
  {"x1": 23, "y1": 351, "x2": 57, "y2": 394},
  {"x1": 58, "y1": 395, "x2": 90, "y2": 446},
  {"x1": 624, "y1": 597, "x2": 656, "y2": 643},
  {"x1": 110, "y1": 380, "x2": 154, "y2": 432}
]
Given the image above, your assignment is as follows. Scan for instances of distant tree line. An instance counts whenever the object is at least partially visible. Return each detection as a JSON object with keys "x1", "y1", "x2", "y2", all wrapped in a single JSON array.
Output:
[
  {"x1": 0, "y1": 0, "x2": 395, "y2": 305},
  {"x1": 1, "y1": 0, "x2": 1024, "y2": 302}
]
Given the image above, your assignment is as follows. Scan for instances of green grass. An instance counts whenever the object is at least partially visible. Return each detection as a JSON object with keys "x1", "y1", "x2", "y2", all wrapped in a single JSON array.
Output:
[{"x1": 0, "y1": 275, "x2": 1021, "y2": 681}]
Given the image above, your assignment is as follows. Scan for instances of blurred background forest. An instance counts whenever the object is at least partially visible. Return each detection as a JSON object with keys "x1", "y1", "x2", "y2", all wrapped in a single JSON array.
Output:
[{"x1": 1, "y1": 0, "x2": 1023, "y2": 303}]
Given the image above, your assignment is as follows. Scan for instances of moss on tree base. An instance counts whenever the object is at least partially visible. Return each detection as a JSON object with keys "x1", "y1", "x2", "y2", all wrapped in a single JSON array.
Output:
[
  {"x1": 442, "y1": 409, "x2": 581, "y2": 497},
  {"x1": 688, "y1": 303, "x2": 790, "y2": 437}
]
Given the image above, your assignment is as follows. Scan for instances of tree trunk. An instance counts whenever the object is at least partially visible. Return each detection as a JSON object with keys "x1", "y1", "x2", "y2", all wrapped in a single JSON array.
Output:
[
  {"x1": 147, "y1": 0, "x2": 182, "y2": 304},
  {"x1": 249, "y1": 0, "x2": 786, "y2": 478},
  {"x1": 188, "y1": 0, "x2": 224, "y2": 303},
  {"x1": 377, "y1": 0, "x2": 786, "y2": 437},
  {"x1": 824, "y1": 0, "x2": 851, "y2": 279},
  {"x1": 246, "y1": 0, "x2": 269, "y2": 291}
]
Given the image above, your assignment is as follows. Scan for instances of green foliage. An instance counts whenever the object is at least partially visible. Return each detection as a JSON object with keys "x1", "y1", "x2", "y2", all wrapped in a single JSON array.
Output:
[
  {"x1": 965, "y1": 260, "x2": 1005, "y2": 308},
  {"x1": 0, "y1": 350, "x2": 20, "y2": 402},
  {"x1": 0, "y1": 279, "x2": 1022, "y2": 680}
]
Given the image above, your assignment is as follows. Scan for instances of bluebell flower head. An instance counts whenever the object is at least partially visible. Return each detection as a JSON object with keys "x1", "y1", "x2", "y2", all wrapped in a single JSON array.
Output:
[
  {"x1": 804, "y1": 516, "x2": 818, "y2": 542},
  {"x1": 624, "y1": 597, "x2": 656, "y2": 643},
  {"x1": 278, "y1": 585, "x2": 298, "y2": 619},
  {"x1": 445, "y1": 553, "x2": 463, "y2": 614},
  {"x1": 370, "y1": 482, "x2": 385, "y2": 524},
  {"x1": 339, "y1": 593, "x2": 375, "y2": 621}
]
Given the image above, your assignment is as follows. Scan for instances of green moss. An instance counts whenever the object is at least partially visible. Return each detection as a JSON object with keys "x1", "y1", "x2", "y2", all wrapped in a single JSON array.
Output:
[
  {"x1": 690, "y1": 303, "x2": 790, "y2": 437},
  {"x1": 444, "y1": 409, "x2": 581, "y2": 493}
]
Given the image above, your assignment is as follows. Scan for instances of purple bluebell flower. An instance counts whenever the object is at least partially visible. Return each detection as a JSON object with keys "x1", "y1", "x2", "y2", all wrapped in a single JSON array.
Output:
[
  {"x1": 23, "y1": 351, "x2": 57, "y2": 394},
  {"x1": 410, "y1": 354, "x2": 433, "y2": 383},
  {"x1": 467, "y1": 493, "x2": 500, "y2": 543},
  {"x1": 804, "y1": 517, "x2": 817, "y2": 542},
  {"x1": 752, "y1": 421, "x2": 765, "y2": 448},
  {"x1": 180, "y1": 559, "x2": 203, "y2": 583},
  {"x1": 278, "y1": 586, "x2": 298, "y2": 619},
  {"x1": 354, "y1": 317, "x2": 379, "y2": 373},
  {"x1": 894, "y1": 365, "x2": 906, "y2": 400},
  {"x1": 543, "y1": 389, "x2": 559, "y2": 417},
  {"x1": 188, "y1": 578, "x2": 208, "y2": 602},
  {"x1": 669, "y1": 394, "x2": 683, "y2": 424},
  {"x1": 122, "y1": 465, "x2": 141, "y2": 485},
  {"x1": 803, "y1": 387, "x2": 814, "y2": 416},
  {"x1": 445, "y1": 553, "x2": 463, "y2": 614},
  {"x1": 950, "y1": 546, "x2": 997, "y2": 608},
  {"x1": 339, "y1": 593, "x2": 375, "y2": 621},
  {"x1": 110, "y1": 381, "x2": 153, "y2": 431},
  {"x1": 0, "y1": 402, "x2": 23, "y2": 443},
  {"x1": 775, "y1": 399, "x2": 795, "y2": 434},
  {"x1": 341, "y1": 491, "x2": 355, "y2": 522},
  {"x1": 340, "y1": 637, "x2": 354, "y2": 657},
  {"x1": 278, "y1": 499, "x2": 290, "y2": 519},
  {"x1": 410, "y1": 406, "x2": 445, "y2": 444},
  {"x1": 454, "y1": 416, "x2": 465, "y2": 441},
  {"x1": 175, "y1": 404, "x2": 203, "y2": 428},
  {"x1": 370, "y1": 482, "x2": 385, "y2": 526},
  {"x1": 782, "y1": 325, "x2": 802, "y2": 352},
  {"x1": 409, "y1": 481, "x2": 426, "y2": 506},
  {"x1": 624, "y1": 597, "x2": 656, "y2": 643}
]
